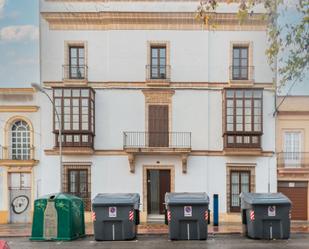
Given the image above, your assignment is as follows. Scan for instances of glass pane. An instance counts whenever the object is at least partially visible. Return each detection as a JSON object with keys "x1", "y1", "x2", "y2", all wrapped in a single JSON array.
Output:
[
  {"x1": 82, "y1": 99, "x2": 88, "y2": 106},
  {"x1": 227, "y1": 116, "x2": 234, "y2": 123},
  {"x1": 54, "y1": 89, "x2": 62, "y2": 97},
  {"x1": 73, "y1": 123, "x2": 79, "y2": 130},
  {"x1": 254, "y1": 91, "x2": 262, "y2": 98},
  {"x1": 70, "y1": 48, "x2": 77, "y2": 57},
  {"x1": 64, "y1": 89, "x2": 71, "y2": 97},
  {"x1": 81, "y1": 89, "x2": 89, "y2": 97},
  {"x1": 236, "y1": 116, "x2": 243, "y2": 123},
  {"x1": 82, "y1": 123, "x2": 89, "y2": 130},
  {"x1": 72, "y1": 89, "x2": 80, "y2": 97},
  {"x1": 78, "y1": 48, "x2": 85, "y2": 58},
  {"x1": 228, "y1": 136, "x2": 234, "y2": 143},
  {"x1": 151, "y1": 48, "x2": 158, "y2": 58},
  {"x1": 227, "y1": 124, "x2": 233, "y2": 131},
  {"x1": 233, "y1": 59, "x2": 240, "y2": 66},
  {"x1": 149, "y1": 170, "x2": 160, "y2": 214},
  {"x1": 245, "y1": 124, "x2": 252, "y2": 131},
  {"x1": 236, "y1": 136, "x2": 242, "y2": 143},
  {"x1": 254, "y1": 124, "x2": 261, "y2": 131},
  {"x1": 236, "y1": 124, "x2": 243, "y2": 131},
  {"x1": 236, "y1": 90, "x2": 243, "y2": 98},
  {"x1": 227, "y1": 100, "x2": 234, "y2": 108},
  {"x1": 226, "y1": 90, "x2": 234, "y2": 98},
  {"x1": 233, "y1": 48, "x2": 240, "y2": 58},
  {"x1": 241, "y1": 48, "x2": 248, "y2": 58},
  {"x1": 227, "y1": 108, "x2": 233, "y2": 115},
  {"x1": 236, "y1": 100, "x2": 243, "y2": 107},
  {"x1": 236, "y1": 108, "x2": 242, "y2": 115},
  {"x1": 159, "y1": 48, "x2": 166, "y2": 57}
]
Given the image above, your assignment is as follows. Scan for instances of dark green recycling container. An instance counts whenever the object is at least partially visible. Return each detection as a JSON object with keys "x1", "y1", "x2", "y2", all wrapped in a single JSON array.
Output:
[{"x1": 30, "y1": 193, "x2": 85, "y2": 241}]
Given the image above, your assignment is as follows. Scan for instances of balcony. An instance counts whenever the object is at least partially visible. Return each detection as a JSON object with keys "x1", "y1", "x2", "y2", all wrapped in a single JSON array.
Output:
[
  {"x1": 277, "y1": 152, "x2": 309, "y2": 179},
  {"x1": 124, "y1": 132, "x2": 191, "y2": 149},
  {"x1": 229, "y1": 66, "x2": 254, "y2": 84},
  {"x1": 123, "y1": 132, "x2": 191, "y2": 173},
  {"x1": 62, "y1": 65, "x2": 88, "y2": 81},
  {"x1": 146, "y1": 65, "x2": 171, "y2": 85},
  {"x1": 0, "y1": 145, "x2": 38, "y2": 166}
]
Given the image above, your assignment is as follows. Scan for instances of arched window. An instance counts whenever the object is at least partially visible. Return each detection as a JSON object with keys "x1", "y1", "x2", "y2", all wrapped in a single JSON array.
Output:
[{"x1": 11, "y1": 120, "x2": 31, "y2": 160}]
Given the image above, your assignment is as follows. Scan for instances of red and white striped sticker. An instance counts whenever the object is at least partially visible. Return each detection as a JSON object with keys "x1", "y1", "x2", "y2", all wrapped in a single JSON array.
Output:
[
  {"x1": 92, "y1": 211, "x2": 96, "y2": 222},
  {"x1": 250, "y1": 210, "x2": 255, "y2": 221},
  {"x1": 167, "y1": 210, "x2": 171, "y2": 222},
  {"x1": 204, "y1": 210, "x2": 208, "y2": 221},
  {"x1": 129, "y1": 210, "x2": 134, "y2": 221}
]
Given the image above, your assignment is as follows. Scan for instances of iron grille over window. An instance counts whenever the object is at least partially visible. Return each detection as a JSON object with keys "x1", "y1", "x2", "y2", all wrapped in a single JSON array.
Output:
[
  {"x1": 53, "y1": 87, "x2": 95, "y2": 147},
  {"x1": 224, "y1": 89, "x2": 263, "y2": 148}
]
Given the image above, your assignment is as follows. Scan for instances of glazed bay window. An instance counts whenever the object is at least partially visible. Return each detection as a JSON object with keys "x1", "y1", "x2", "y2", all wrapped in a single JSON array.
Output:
[
  {"x1": 53, "y1": 87, "x2": 95, "y2": 147},
  {"x1": 224, "y1": 89, "x2": 263, "y2": 148}
]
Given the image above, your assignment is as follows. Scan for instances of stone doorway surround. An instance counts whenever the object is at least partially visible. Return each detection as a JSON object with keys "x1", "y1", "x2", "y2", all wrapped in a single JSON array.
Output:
[{"x1": 141, "y1": 165, "x2": 175, "y2": 223}]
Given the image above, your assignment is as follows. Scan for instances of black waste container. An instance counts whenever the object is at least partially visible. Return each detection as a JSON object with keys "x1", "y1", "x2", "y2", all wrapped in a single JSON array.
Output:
[
  {"x1": 240, "y1": 192, "x2": 291, "y2": 240},
  {"x1": 92, "y1": 193, "x2": 140, "y2": 241},
  {"x1": 165, "y1": 192, "x2": 209, "y2": 240}
]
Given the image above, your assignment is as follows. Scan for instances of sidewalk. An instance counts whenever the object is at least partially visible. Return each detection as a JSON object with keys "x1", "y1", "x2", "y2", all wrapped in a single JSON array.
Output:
[{"x1": 1, "y1": 221, "x2": 309, "y2": 237}]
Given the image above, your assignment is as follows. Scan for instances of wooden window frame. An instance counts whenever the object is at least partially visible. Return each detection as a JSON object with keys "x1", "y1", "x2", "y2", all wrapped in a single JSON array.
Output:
[
  {"x1": 69, "y1": 46, "x2": 85, "y2": 79},
  {"x1": 223, "y1": 88, "x2": 263, "y2": 148},
  {"x1": 232, "y1": 46, "x2": 249, "y2": 80},
  {"x1": 53, "y1": 87, "x2": 95, "y2": 148},
  {"x1": 230, "y1": 170, "x2": 251, "y2": 212},
  {"x1": 150, "y1": 46, "x2": 167, "y2": 80}
]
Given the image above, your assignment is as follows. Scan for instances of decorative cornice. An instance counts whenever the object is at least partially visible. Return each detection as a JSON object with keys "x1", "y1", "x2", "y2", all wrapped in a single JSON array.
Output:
[
  {"x1": 43, "y1": 81, "x2": 275, "y2": 90},
  {"x1": 44, "y1": 148, "x2": 274, "y2": 157},
  {"x1": 0, "y1": 88, "x2": 35, "y2": 94},
  {"x1": 0, "y1": 106, "x2": 39, "y2": 113},
  {"x1": 41, "y1": 12, "x2": 267, "y2": 31},
  {"x1": 0, "y1": 160, "x2": 39, "y2": 167}
]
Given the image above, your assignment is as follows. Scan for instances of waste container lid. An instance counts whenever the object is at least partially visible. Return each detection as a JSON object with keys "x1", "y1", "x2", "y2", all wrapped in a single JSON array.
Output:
[
  {"x1": 37, "y1": 192, "x2": 82, "y2": 201},
  {"x1": 92, "y1": 193, "x2": 140, "y2": 206},
  {"x1": 165, "y1": 192, "x2": 209, "y2": 205},
  {"x1": 240, "y1": 192, "x2": 291, "y2": 205}
]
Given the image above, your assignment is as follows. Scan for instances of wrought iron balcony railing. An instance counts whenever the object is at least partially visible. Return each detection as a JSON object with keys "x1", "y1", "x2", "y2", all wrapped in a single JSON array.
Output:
[
  {"x1": 1, "y1": 145, "x2": 35, "y2": 160},
  {"x1": 123, "y1": 132, "x2": 191, "y2": 149},
  {"x1": 277, "y1": 152, "x2": 309, "y2": 169},
  {"x1": 146, "y1": 65, "x2": 171, "y2": 81},
  {"x1": 229, "y1": 66, "x2": 254, "y2": 81},
  {"x1": 63, "y1": 65, "x2": 88, "y2": 80}
]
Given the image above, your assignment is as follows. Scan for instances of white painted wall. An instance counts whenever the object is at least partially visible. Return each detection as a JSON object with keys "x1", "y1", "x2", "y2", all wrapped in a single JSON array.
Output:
[{"x1": 41, "y1": 20, "x2": 273, "y2": 84}]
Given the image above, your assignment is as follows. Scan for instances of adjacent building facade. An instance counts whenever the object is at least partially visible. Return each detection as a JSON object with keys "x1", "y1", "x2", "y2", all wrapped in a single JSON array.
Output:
[
  {"x1": 0, "y1": 88, "x2": 40, "y2": 223},
  {"x1": 276, "y1": 96, "x2": 309, "y2": 221},
  {"x1": 1, "y1": 0, "x2": 278, "y2": 224}
]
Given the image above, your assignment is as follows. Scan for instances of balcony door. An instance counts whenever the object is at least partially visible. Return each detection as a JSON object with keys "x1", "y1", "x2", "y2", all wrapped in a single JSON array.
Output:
[
  {"x1": 147, "y1": 169, "x2": 170, "y2": 214},
  {"x1": 284, "y1": 132, "x2": 301, "y2": 167},
  {"x1": 148, "y1": 105, "x2": 169, "y2": 147}
]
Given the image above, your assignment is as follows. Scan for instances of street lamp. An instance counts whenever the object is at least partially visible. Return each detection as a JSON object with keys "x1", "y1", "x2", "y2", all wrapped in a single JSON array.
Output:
[{"x1": 31, "y1": 83, "x2": 63, "y2": 192}]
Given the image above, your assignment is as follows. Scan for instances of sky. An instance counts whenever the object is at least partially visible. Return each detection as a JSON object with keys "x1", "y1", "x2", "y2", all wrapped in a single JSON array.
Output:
[
  {"x1": 0, "y1": 0, "x2": 39, "y2": 87},
  {"x1": 0, "y1": 0, "x2": 307, "y2": 94}
]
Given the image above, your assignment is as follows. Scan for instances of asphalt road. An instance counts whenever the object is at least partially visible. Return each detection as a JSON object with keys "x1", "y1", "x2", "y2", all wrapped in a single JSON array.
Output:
[{"x1": 2, "y1": 234, "x2": 309, "y2": 249}]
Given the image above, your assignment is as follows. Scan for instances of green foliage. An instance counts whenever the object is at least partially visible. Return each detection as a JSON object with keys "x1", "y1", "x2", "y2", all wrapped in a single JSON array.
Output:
[{"x1": 197, "y1": 0, "x2": 308, "y2": 89}]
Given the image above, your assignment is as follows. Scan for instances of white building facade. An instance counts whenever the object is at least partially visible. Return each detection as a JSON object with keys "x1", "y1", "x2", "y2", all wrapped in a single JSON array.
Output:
[
  {"x1": 0, "y1": 88, "x2": 40, "y2": 223},
  {"x1": 16, "y1": 0, "x2": 277, "y2": 223}
]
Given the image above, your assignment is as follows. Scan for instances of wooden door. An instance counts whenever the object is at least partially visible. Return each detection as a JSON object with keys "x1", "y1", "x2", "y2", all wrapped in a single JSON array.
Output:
[
  {"x1": 278, "y1": 186, "x2": 308, "y2": 220},
  {"x1": 148, "y1": 105, "x2": 169, "y2": 147},
  {"x1": 147, "y1": 169, "x2": 171, "y2": 214}
]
